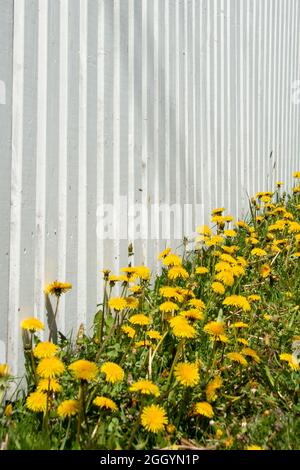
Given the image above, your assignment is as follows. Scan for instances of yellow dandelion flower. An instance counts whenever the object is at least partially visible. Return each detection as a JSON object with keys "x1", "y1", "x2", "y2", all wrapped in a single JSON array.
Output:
[
  {"x1": 69, "y1": 360, "x2": 98, "y2": 381},
  {"x1": 227, "y1": 352, "x2": 248, "y2": 366},
  {"x1": 115, "y1": 273, "x2": 137, "y2": 283},
  {"x1": 224, "y1": 229, "x2": 237, "y2": 238},
  {"x1": 293, "y1": 171, "x2": 300, "y2": 178},
  {"x1": 178, "y1": 287, "x2": 195, "y2": 300},
  {"x1": 37, "y1": 378, "x2": 62, "y2": 393},
  {"x1": 0, "y1": 364, "x2": 10, "y2": 378},
  {"x1": 189, "y1": 298, "x2": 205, "y2": 310},
  {"x1": 246, "y1": 237, "x2": 259, "y2": 245},
  {"x1": 224, "y1": 437, "x2": 234, "y2": 448},
  {"x1": 129, "y1": 314, "x2": 151, "y2": 326},
  {"x1": 135, "y1": 340, "x2": 152, "y2": 348},
  {"x1": 37, "y1": 357, "x2": 65, "y2": 379},
  {"x1": 293, "y1": 185, "x2": 300, "y2": 193},
  {"x1": 108, "y1": 274, "x2": 129, "y2": 283},
  {"x1": 196, "y1": 266, "x2": 209, "y2": 275},
  {"x1": 222, "y1": 245, "x2": 239, "y2": 254},
  {"x1": 251, "y1": 248, "x2": 267, "y2": 257},
  {"x1": 230, "y1": 322, "x2": 249, "y2": 329},
  {"x1": 256, "y1": 191, "x2": 273, "y2": 198},
  {"x1": 130, "y1": 379, "x2": 160, "y2": 397},
  {"x1": 271, "y1": 244, "x2": 281, "y2": 254},
  {"x1": 236, "y1": 256, "x2": 247, "y2": 267},
  {"x1": 100, "y1": 362, "x2": 125, "y2": 383},
  {"x1": 279, "y1": 353, "x2": 299, "y2": 371},
  {"x1": 212, "y1": 207, "x2": 225, "y2": 215},
  {"x1": 211, "y1": 215, "x2": 226, "y2": 224},
  {"x1": 273, "y1": 238, "x2": 288, "y2": 247},
  {"x1": 223, "y1": 295, "x2": 251, "y2": 312},
  {"x1": 44, "y1": 281, "x2": 72, "y2": 296},
  {"x1": 248, "y1": 294, "x2": 261, "y2": 302},
  {"x1": 159, "y1": 301, "x2": 179, "y2": 312},
  {"x1": 206, "y1": 375, "x2": 223, "y2": 402},
  {"x1": 215, "y1": 428, "x2": 224, "y2": 438},
  {"x1": 268, "y1": 220, "x2": 287, "y2": 231},
  {"x1": 134, "y1": 266, "x2": 151, "y2": 280},
  {"x1": 219, "y1": 253, "x2": 236, "y2": 264},
  {"x1": 166, "y1": 424, "x2": 176, "y2": 434},
  {"x1": 174, "y1": 362, "x2": 199, "y2": 387},
  {"x1": 194, "y1": 402, "x2": 214, "y2": 418},
  {"x1": 197, "y1": 225, "x2": 212, "y2": 236},
  {"x1": 21, "y1": 317, "x2": 44, "y2": 332},
  {"x1": 57, "y1": 399, "x2": 79, "y2": 418},
  {"x1": 289, "y1": 221, "x2": 300, "y2": 233},
  {"x1": 229, "y1": 265, "x2": 246, "y2": 278},
  {"x1": 159, "y1": 286, "x2": 184, "y2": 302},
  {"x1": 242, "y1": 347, "x2": 260, "y2": 363},
  {"x1": 168, "y1": 266, "x2": 189, "y2": 280},
  {"x1": 246, "y1": 445, "x2": 264, "y2": 450},
  {"x1": 162, "y1": 254, "x2": 182, "y2": 267},
  {"x1": 121, "y1": 325, "x2": 136, "y2": 339},
  {"x1": 235, "y1": 220, "x2": 249, "y2": 229},
  {"x1": 211, "y1": 281, "x2": 225, "y2": 295},
  {"x1": 146, "y1": 330, "x2": 162, "y2": 340},
  {"x1": 26, "y1": 392, "x2": 47, "y2": 413},
  {"x1": 125, "y1": 297, "x2": 139, "y2": 310},
  {"x1": 141, "y1": 405, "x2": 168, "y2": 433},
  {"x1": 215, "y1": 270, "x2": 235, "y2": 286},
  {"x1": 158, "y1": 247, "x2": 172, "y2": 259},
  {"x1": 206, "y1": 235, "x2": 225, "y2": 246},
  {"x1": 215, "y1": 261, "x2": 232, "y2": 272},
  {"x1": 260, "y1": 264, "x2": 271, "y2": 278},
  {"x1": 108, "y1": 297, "x2": 127, "y2": 311},
  {"x1": 129, "y1": 285, "x2": 142, "y2": 294},
  {"x1": 204, "y1": 321, "x2": 228, "y2": 343},
  {"x1": 237, "y1": 338, "x2": 249, "y2": 346},
  {"x1": 33, "y1": 341, "x2": 58, "y2": 359},
  {"x1": 93, "y1": 396, "x2": 118, "y2": 411},
  {"x1": 181, "y1": 309, "x2": 204, "y2": 321},
  {"x1": 4, "y1": 404, "x2": 13, "y2": 417},
  {"x1": 169, "y1": 316, "x2": 197, "y2": 339},
  {"x1": 121, "y1": 266, "x2": 136, "y2": 275}
]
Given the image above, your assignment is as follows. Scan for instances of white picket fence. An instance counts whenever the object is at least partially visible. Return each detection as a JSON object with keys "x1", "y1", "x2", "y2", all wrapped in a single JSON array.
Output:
[{"x1": 0, "y1": 0, "x2": 300, "y2": 376}]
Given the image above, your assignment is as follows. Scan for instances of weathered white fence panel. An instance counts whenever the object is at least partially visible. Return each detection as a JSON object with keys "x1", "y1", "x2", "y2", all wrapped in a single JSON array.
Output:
[{"x1": 0, "y1": 0, "x2": 299, "y2": 375}]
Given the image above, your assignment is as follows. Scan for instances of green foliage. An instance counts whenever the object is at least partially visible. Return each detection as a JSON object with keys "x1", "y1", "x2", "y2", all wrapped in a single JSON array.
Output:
[{"x1": 1, "y1": 176, "x2": 300, "y2": 450}]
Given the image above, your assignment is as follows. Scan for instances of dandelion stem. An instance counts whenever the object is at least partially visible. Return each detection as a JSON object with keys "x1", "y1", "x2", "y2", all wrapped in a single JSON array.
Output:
[
  {"x1": 127, "y1": 407, "x2": 143, "y2": 450},
  {"x1": 98, "y1": 279, "x2": 108, "y2": 343},
  {"x1": 48, "y1": 295, "x2": 60, "y2": 342},
  {"x1": 166, "y1": 339, "x2": 185, "y2": 390}
]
